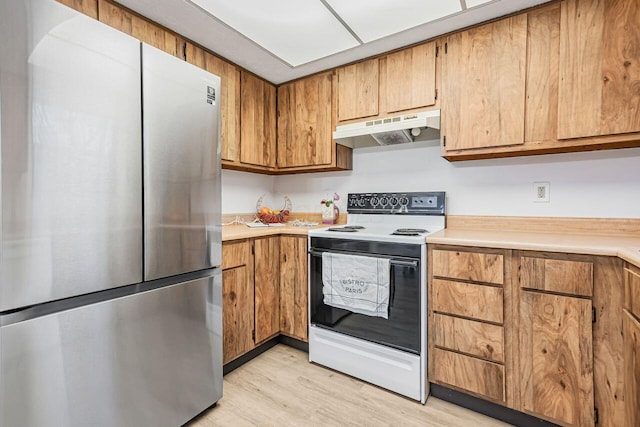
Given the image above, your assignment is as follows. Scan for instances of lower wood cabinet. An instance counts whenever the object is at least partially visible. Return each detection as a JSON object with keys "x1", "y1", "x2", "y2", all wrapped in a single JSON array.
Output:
[
  {"x1": 222, "y1": 235, "x2": 309, "y2": 364},
  {"x1": 279, "y1": 236, "x2": 309, "y2": 342},
  {"x1": 429, "y1": 245, "x2": 625, "y2": 426}
]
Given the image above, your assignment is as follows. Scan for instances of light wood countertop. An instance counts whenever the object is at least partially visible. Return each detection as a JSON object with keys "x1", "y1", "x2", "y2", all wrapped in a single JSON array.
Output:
[
  {"x1": 222, "y1": 223, "x2": 332, "y2": 241},
  {"x1": 427, "y1": 228, "x2": 640, "y2": 266}
]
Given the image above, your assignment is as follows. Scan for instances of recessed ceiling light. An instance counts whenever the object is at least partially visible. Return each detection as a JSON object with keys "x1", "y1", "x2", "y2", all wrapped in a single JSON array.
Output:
[
  {"x1": 325, "y1": 0, "x2": 463, "y2": 43},
  {"x1": 190, "y1": 0, "x2": 360, "y2": 67}
]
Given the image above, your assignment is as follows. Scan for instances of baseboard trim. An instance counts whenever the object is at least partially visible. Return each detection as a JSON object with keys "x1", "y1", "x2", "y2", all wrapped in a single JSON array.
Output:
[
  {"x1": 223, "y1": 336, "x2": 308, "y2": 376},
  {"x1": 429, "y1": 383, "x2": 558, "y2": 427}
]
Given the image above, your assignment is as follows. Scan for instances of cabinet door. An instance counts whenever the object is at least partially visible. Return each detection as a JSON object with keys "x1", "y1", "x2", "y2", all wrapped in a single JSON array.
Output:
[
  {"x1": 205, "y1": 53, "x2": 241, "y2": 163},
  {"x1": 385, "y1": 42, "x2": 437, "y2": 113},
  {"x1": 277, "y1": 72, "x2": 333, "y2": 168},
  {"x1": 98, "y1": 0, "x2": 184, "y2": 58},
  {"x1": 519, "y1": 291, "x2": 594, "y2": 426},
  {"x1": 254, "y1": 237, "x2": 280, "y2": 343},
  {"x1": 279, "y1": 236, "x2": 309, "y2": 342},
  {"x1": 442, "y1": 15, "x2": 527, "y2": 151},
  {"x1": 337, "y1": 58, "x2": 379, "y2": 121},
  {"x1": 185, "y1": 42, "x2": 205, "y2": 68},
  {"x1": 222, "y1": 241, "x2": 254, "y2": 364},
  {"x1": 240, "y1": 72, "x2": 276, "y2": 168},
  {"x1": 624, "y1": 310, "x2": 640, "y2": 427},
  {"x1": 558, "y1": 0, "x2": 640, "y2": 139}
]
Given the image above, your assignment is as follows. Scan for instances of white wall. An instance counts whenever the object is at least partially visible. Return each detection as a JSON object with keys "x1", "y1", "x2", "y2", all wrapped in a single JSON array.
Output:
[
  {"x1": 270, "y1": 141, "x2": 640, "y2": 219},
  {"x1": 221, "y1": 169, "x2": 276, "y2": 213}
]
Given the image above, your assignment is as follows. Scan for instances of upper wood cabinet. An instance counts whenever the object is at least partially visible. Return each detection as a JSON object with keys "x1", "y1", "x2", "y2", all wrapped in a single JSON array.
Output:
[
  {"x1": 383, "y1": 42, "x2": 437, "y2": 114},
  {"x1": 337, "y1": 58, "x2": 379, "y2": 122},
  {"x1": 58, "y1": 0, "x2": 98, "y2": 18},
  {"x1": 277, "y1": 72, "x2": 334, "y2": 168},
  {"x1": 558, "y1": 0, "x2": 640, "y2": 140},
  {"x1": 98, "y1": 0, "x2": 184, "y2": 59},
  {"x1": 441, "y1": 14, "x2": 527, "y2": 151},
  {"x1": 240, "y1": 72, "x2": 277, "y2": 169},
  {"x1": 204, "y1": 53, "x2": 241, "y2": 163}
]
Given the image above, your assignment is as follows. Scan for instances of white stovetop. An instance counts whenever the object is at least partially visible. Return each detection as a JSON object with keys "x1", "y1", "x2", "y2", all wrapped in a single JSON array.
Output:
[{"x1": 308, "y1": 214, "x2": 445, "y2": 244}]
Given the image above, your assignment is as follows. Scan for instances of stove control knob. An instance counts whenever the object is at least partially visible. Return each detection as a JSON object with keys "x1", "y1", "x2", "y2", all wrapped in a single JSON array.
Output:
[
  {"x1": 389, "y1": 196, "x2": 399, "y2": 206},
  {"x1": 357, "y1": 199, "x2": 366, "y2": 207},
  {"x1": 370, "y1": 196, "x2": 379, "y2": 207},
  {"x1": 379, "y1": 196, "x2": 389, "y2": 207},
  {"x1": 399, "y1": 196, "x2": 409, "y2": 206}
]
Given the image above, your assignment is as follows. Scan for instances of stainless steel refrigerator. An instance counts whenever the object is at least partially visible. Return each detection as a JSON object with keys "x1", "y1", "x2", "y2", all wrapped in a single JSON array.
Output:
[{"x1": 0, "y1": 0, "x2": 223, "y2": 425}]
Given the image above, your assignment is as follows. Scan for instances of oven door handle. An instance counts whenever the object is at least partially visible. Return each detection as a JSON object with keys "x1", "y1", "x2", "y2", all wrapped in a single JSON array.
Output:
[{"x1": 390, "y1": 259, "x2": 418, "y2": 268}]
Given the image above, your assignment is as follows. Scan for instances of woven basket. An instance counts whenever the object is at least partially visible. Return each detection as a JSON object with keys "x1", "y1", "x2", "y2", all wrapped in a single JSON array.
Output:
[{"x1": 256, "y1": 195, "x2": 292, "y2": 223}]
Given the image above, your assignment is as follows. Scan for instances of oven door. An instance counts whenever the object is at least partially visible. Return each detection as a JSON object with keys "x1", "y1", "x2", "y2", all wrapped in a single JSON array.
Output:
[{"x1": 309, "y1": 247, "x2": 421, "y2": 354}]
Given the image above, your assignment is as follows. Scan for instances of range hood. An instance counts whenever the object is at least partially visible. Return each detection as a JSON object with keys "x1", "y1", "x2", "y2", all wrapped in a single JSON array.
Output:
[{"x1": 333, "y1": 110, "x2": 440, "y2": 148}]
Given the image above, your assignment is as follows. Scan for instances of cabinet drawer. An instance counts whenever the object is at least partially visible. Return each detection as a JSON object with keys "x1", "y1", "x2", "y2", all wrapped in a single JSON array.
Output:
[
  {"x1": 520, "y1": 256, "x2": 593, "y2": 297},
  {"x1": 432, "y1": 250, "x2": 504, "y2": 285},
  {"x1": 432, "y1": 348, "x2": 505, "y2": 402},
  {"x1": 222, "y1": 240, "x2": 250, "y2": 270},
  {"x1": 626, "y1": 266, "x2": 640, "y2": 320},
  {"x1": 433, "y1": 313, "x2": 504, "y2": 363},
  {"x1": 433, "y1": 279, "x2": 503, "y2": 323}
]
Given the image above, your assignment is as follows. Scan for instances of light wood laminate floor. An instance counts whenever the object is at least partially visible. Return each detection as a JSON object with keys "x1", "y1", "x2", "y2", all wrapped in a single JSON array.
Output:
[{"x1": 189, "y1": 344, "x2": 510, "y2": 426}]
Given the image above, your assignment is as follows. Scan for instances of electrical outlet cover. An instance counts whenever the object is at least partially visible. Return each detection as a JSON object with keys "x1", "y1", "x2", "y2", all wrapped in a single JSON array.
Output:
[{"x1": 533, "y1": 182, "x2": 550, "y2": 203}]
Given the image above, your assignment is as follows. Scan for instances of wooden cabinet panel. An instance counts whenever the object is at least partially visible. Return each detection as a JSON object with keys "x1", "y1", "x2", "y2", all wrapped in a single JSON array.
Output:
[
  {"x1": 433, "y1": 348, "x2": 505, "y2": 402},
  {"x1": 525, "y1": 3, "x2": 560, "y2": 143},
  {"x1": 240, "y1": 72, "x2": 276, "y2": 168},
  {"x1": 279, "y1": 236, "x2": 308, "y2": 342},
  {"x1": 520, "y1": 256, "x2": 593, "y2": 297},
  {"x1": 624, "y1": 309, "x2": 640, "y2": 427},
  {"x1": 442, "y1": 14, "x2": 527, "y2": 151},
  {"x1": 433, "y1": 313, "x2": 504, "y2": 363},
  {"x1": 519, "y1": 291, "x2": 594, "y2": 426},
  {"x1": 98, "y1": 0, "x2": 184, "y2": 58},
  {"x1": 57, "y1": 0, "x2": 98, "y2": 18},
  {"x1": 277, "y1": 72, "x2": 333, "y2": 168},
  {"x1": 625, "y1": 266, "x2": 640, "y2": 319},
  {"x1": 222, "y1": 266, "x2": 254, "y2": 364},
  {"x1": 432, "y1": 249, "x2": 504, "y2": 285},
  {"x1": 222, "y1": 241, "x2": 254, "y2": 364},
  {"x1": 254, "y1": 237, "x2": 280, "y2": 343},
  {"x1": 558, "y1": 0, "x2": 640, "y2": 139},
  {"x1": 185, "y1": 42, "x2": 205, "y2": 68},
  {"x1": 433, "y1": 279, "x2": 503, "y2": 323},
  {"x1": 337, "y1": 58, "x2": 379, "y2": 121},
  {"x1": 204, "y1": 53, "x2": 241, "y2": 163},
  {"x1": 385, "y1": 42, "x2": 436, "y2": 113}
]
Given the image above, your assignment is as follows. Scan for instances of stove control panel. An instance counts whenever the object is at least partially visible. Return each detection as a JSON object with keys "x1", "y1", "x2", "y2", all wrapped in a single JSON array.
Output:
[{"x1": 347, "y1": 191, "x2": 445, "y2": 215}]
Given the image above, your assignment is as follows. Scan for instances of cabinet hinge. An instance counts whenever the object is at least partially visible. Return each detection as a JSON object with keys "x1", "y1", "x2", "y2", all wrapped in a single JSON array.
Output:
[
  {"x1": 182, "y1": 42, "x2": 187, "y2": 61},
  {"x1": 252, "y1": 330, "x2": 255, "y2": 341},
  {"x1": 445, "y1": 42, "x2": 448, "y2": 54},
  {"x1": 443, "y1": 135, "x2": 446, "y2": 147},
  {"x1": 435, "y1": 45, "x2": 439, "y2": 57},
  {"x1": 594, "y1": 407, "x2": 599, "y2": 424},
  {"x1": 592, "y1": 307, "x2": 597, "y2": 323},
  {"x1": 435, "y1": 89, "x2": 438, "y2": 100},
  {"x1": 251, "y1": 244, "x2": 254, "y2": 255}
]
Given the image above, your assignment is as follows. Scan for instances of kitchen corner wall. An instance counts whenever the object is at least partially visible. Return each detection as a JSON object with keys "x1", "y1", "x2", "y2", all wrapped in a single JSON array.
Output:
[
  {"x1": 267, "y1": 141, "x2": 640, "y2": 219},
  {"x1": 222, "y1": 169, "x2": 276, "y2": 213}
]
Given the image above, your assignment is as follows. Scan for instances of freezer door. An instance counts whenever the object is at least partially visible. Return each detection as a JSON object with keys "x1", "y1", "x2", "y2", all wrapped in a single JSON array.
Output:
[
  {"x1": 0, "y1": 272, "x2": 223, "y2": 427},
  {"x1": 142, "y1": 43, "x2": 222, "y2": 281},
  {"x1": 0, "y1": 0, "x2": 143, "y2": 311}
]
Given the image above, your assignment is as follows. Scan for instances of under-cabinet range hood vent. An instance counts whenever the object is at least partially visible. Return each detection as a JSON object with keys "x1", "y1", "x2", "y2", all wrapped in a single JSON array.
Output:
[{"x1": 333, "y1": 110, "x2": 440, "y2": 148}]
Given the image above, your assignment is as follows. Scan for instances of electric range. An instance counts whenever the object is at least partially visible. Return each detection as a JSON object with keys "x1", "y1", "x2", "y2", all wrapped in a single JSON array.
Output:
[{"x1": 308, "y1": 191, "x2": 445, "y2": 403}]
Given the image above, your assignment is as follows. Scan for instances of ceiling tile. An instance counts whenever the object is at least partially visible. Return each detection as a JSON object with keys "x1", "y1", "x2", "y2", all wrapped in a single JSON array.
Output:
[
  {"x1": 190, "y1": 0, "x2": 359, "y2": 66},
  {"x1": 465, "y1": 0, "x2": 495, "y2": 8},
  {"x1": 325, "y1": 0, "x2": 462, "y2": 43}
]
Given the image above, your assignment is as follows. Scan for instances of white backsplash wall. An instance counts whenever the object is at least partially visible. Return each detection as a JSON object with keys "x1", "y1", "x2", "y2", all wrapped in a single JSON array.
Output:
[
  {"x1": 221, "y1": 169, "x2": 276, "y2": 213},
  {"x1": 273, "y1": 141, "x2": 640, "y2": 219}
]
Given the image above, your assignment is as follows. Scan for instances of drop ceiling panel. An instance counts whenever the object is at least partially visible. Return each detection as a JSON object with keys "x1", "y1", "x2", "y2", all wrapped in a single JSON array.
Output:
[
  {"x1": 326, "y1": 0, "x2": 463, "y2": 43},
  {"x1": 190, "y1": 0, "x2": 359, "y2": 66}
]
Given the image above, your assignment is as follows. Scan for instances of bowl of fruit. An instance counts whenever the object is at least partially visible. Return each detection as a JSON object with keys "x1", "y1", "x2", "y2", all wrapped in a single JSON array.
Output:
[{"x1": 256, "y1": 195, "x2": 291, "y2": 223}]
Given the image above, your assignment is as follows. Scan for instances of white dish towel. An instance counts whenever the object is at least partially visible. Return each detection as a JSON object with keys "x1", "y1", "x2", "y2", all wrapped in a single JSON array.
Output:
[{"x1": 322, "y1": 252, "x2": 391, "y2": 319}]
